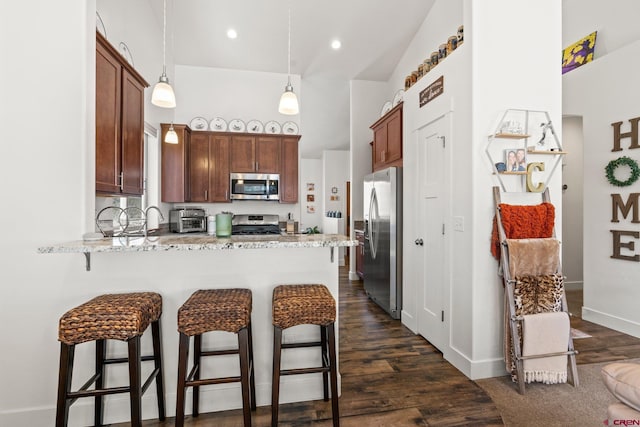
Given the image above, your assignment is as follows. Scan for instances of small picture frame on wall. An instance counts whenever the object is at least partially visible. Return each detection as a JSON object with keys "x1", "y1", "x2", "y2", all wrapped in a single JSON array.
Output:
[
  {"x1": 307, "y1": 194, "x2": 315, "y2": 202},
  {"x1": 307, "y1": 205, "x2": 315, "y2": 213},
  {"x1": 307, "y1": 183, "x2": 315, "y2": 192},
  {"x1": 331, "y1": 186, "x2": 338, "y2": 194}
]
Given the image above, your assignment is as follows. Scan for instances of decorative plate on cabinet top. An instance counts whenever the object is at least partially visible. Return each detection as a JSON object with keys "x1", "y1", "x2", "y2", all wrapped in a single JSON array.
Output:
[
  {"x1": 246, "y1": 119, "x2": 264, "y2": 133},
  {"x1": 229, "y1": 119, "x2": 246, "y2": 132},
  {"x1": 96, "y1": 12, "x2": 107, "y2": 38},
  {"x1": 264, "y1": 121, "x2": 282, "y2": 134},
  {"x1": 118, "y1": 42, "x2": 134, "y2": 66},
  {"x1": 282, "y1": 121, "x2": 299, "y2": 135},
  {"x1": 392, "y1": 89, "x2": 404, "y2": 106},
  {"x1": 209, "y1": 117, "x2": 227, "y2": 131},
  {"x1": 380, "y1": 101, "x2": 393, "y2": 117},
  {"x1": 190, "y1": 117, "x2": 208, "y2": 131}
]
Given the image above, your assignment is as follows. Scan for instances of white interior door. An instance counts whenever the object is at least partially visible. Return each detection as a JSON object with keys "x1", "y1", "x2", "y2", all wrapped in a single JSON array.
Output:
[{"x1": 416, "y1": 116, "x2": 448, "y2": 351}]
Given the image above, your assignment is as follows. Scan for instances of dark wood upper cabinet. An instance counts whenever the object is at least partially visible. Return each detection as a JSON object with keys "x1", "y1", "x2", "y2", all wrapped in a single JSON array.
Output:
[
  {"x1": 188, "y1": 132, "x2": 231, "y2": 203},
  {"x1": 230, "y1": 135, "x2": 255, "y2": 172},
  {"x1": 162, "y1": 129, "x2": 298, "y2": 204},
  {"x1": 370, "y1": 102, "x2": 402, "y2": 172},
  {"x1": 255, "y1": 136, "x2": 281, "y2": 173},
  {"x1": 95, "y1": 31, "x2": 148, "y2": 196},
  {"x1": 161, "y1": 124, "x2": 191, "y2": 203},
  {"x1": 280, "y1": 136, "x2": 300, "y2": 203},
  {"x1": 230, "y1": 135, "x2": 280, "y2": 173}
]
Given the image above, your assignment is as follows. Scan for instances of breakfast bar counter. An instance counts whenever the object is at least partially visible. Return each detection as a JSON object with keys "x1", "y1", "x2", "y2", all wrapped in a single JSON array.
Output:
[{"x1": 37, "y1": 234, "x2": 356, "y2": 424}]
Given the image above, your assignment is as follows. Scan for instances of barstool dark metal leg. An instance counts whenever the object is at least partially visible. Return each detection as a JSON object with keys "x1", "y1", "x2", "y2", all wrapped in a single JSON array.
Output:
[
  {"x1": 248, "y1": 323, "x2": 256, "y2": 410},
  {"x1": 128, "y1": 336, "x2": 142, "y2": 427},
  {"x1": 238, "y1": 327, "x2": 252, "y2": 427},
  {"x1": 321, "y1": 325, "x2": 329, "y2": 401},
  {"x1": 271, "y1": 326, "x2": 283, "y2": 427},
  {"x1": 327, "y1": 323, "x2": 340, "y2": 427},
  {"x1": 55, "y1": 343, "x2": 74, "y2": 427},
  {"x1": 151, "y1": 319, "x2": 166, "y2": 421},
  {"x1": 175, "y1": 332, "x2": 190, "y2": 427},
  {"x1": 94, "y1": 339, "x2": 106, "y2": 426},
  {"x1": 193, "y1": 334, "x2": 202, "y2": 417}
]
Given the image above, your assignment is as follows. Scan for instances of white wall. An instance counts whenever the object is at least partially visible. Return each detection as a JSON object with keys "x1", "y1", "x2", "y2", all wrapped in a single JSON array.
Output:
[
  {"x1": 300, "y1": 158, "x2": 323, "y2": 230},
  {"x1": 563, "y1": 0, "x2": 640, "y2": 59},
  {"x1": 469, "y1": 0, "x2": 563, "y2": 377},
  {"x1": 561, "y1": 117, "x2": 584, "y2": 286},
  {"x1": 322, "y1": 150, "x2": 349, "y2": 221},
  {"x1": 172, "y1": 65, "x2": 302, "y2": 221},
  {"x1": 348, "y1": 80, "x2": 388, "y2": 278},
  {"x1": 563, "y1": 40, "x2": 640, "y2": 338}
]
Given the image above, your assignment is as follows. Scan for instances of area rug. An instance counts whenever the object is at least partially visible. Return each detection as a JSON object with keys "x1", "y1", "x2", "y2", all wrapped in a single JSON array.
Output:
[{"x1": 475, "y1": 359, "x2": 640, "y2": 427}]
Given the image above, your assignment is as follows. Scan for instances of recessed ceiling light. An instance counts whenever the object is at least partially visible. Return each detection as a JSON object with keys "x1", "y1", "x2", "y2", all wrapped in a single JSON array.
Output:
[
  {"x1": 227, "y1": 29, "x2": 238, "y2": 39},
  {"x1": 331, "y1": 39, "x2": 342, "y2": 50}
]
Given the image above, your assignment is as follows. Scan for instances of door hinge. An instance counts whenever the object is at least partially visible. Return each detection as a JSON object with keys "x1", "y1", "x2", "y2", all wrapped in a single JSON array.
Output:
[
  {"x1": 441, "y1": 310, "x2": 444, "y2": 322},
  {"x1": 439, "y1": 135, "x2": 446, "y2": 148},
  {"x1": 442, "y1": 223, "x2": 445, "y2": 235}
]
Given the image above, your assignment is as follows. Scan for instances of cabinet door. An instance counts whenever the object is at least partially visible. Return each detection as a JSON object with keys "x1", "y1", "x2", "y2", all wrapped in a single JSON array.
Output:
[
  {"x1": 230, "y1": 136, "x2": 255, "y2": 172},
  {"x1": 256, "y1": 136, "x2": 281, "y2": 173},
  {"x1": 161, "y1": 124, "x2": 190, "y2": 203},
  {"x1": 189, "y1": 133, "x2": 210, "y2": 202},
  {"x1": 209, "y1": 135, "x2": 231, "y2": 202},
  {"x1": 280, "y1": 136, "x2": 299, "y2": 203},
  {"x1": 385, "y1": 108, "x2": 402, "y2": 164},
  {"x1": 95, "y1": 42, "x2": 122, "y2": 194},
  {"x1": 372, "y1": 124, "x2": 387, "y2": 170},
  {"x1": 120, "y1": 69, "x2": 145, "y2": 195}
]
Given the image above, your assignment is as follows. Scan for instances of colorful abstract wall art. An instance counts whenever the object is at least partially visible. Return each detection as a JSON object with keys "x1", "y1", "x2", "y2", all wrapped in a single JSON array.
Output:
[{"x1": 562, "y1": 31, "x2": 597, "y2": 74}]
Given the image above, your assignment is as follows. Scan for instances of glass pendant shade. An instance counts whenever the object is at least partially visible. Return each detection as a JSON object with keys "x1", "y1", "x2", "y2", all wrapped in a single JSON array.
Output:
[
  {"x1": 278, "y1": 82, "x2": 299, "y2": 115},
  {"x1": 152, "y1": 0, "x2": 176, "y2": 109},
  {"x1": 152, "y1": 73, "x2": 176, "y2": 108},
  {"x1": 165, "y1": 123, "x2": 178, "y2": 144}
]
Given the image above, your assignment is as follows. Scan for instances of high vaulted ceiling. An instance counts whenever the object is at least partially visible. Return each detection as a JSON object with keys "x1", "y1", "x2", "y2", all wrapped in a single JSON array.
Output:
[{"x1": 153, "y1": 0, "x2": 435, "y2": 80}]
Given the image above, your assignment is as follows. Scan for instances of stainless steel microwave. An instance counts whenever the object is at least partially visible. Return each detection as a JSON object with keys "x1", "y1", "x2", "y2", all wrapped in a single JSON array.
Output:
[{"x1": 230, "y1": 173, "x2": 280, "y2": 200}]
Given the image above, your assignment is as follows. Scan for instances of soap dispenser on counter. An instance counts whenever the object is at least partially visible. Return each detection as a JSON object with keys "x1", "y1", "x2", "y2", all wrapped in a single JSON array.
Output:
[{"x1": 286, "y1": 213, "x2": 295, "y2": 234}]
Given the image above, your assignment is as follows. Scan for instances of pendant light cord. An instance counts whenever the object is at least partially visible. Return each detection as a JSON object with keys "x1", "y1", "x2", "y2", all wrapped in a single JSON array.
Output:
[
  {"x1": 162, "y1": 0, "x2": 167, "y2": 74},
  {"x1": 287, "y1": 7, "x2": 291, "y2": 78}
]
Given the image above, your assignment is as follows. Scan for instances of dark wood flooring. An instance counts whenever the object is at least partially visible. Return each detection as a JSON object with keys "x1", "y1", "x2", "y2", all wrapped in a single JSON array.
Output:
[{"x1": 119, "y1": 271, "x2": 640, "y2": 426}]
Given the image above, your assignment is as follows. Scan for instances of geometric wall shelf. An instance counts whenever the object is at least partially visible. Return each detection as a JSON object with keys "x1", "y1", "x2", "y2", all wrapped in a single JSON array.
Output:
[{"x1": 485, "y1": 109, "x2": 566, "y2": 192}]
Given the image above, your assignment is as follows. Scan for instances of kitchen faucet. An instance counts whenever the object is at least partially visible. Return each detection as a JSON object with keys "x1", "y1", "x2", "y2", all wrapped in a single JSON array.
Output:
[{"x1": 144, "y1": 206, "x2": 164, "y2": 237}]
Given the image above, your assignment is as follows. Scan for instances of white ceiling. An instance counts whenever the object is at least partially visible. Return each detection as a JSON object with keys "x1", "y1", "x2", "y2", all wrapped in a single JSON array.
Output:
[
  {"x1": 148, "y1": 0, "x2": 435, "y2": 157},
  {"x1": 156, "y1": 0, "x2": 435, "y2": 80}
]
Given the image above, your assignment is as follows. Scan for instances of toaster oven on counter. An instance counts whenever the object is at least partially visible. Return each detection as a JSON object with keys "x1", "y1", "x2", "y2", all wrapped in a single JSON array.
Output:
[{"x1": 169, "y1": 208, "x2": 206, "y2": 233}]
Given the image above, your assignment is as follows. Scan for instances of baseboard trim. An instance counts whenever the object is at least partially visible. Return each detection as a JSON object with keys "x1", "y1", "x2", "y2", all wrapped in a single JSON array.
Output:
[{"x1": 582, "y1": 307, "x2": 640, "y2": 339}]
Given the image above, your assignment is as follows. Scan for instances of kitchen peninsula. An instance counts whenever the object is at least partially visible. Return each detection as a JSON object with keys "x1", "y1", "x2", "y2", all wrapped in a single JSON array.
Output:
[{"x1": 38, "y1": 233, "x2": 355, "y2": 424}]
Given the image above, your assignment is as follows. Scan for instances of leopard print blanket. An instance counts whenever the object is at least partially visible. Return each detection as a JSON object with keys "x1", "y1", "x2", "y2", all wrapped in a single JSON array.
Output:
[{"x1": 505, "y1": 274, "x2": 565, "y2": 381}]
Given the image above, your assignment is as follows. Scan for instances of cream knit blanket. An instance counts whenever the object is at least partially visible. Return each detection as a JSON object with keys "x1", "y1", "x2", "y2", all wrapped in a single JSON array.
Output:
[{"x1": 522, "y1": 311, "x2": 569, "y2": 384}]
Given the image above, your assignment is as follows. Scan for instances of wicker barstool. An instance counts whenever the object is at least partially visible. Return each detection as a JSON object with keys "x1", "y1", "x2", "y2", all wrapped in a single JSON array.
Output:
[
  {"x1": 271, "y1": 284, "x2": 339, "y2": 427},
  {"x1": 176, "y1": 288, "x2": 256, "y2": 427},
  {"x1": 55, "y1": 292, "x2": 165, "y2": 427}
]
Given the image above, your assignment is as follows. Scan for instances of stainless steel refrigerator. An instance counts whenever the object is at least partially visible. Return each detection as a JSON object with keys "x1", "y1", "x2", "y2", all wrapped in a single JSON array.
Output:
[{"x1": 363, "y1": 166, "x2": 402, "y2": 319}]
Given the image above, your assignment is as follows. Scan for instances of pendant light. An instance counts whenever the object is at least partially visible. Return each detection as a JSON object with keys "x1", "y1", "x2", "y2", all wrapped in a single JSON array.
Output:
[
  {"x1": 278, "y1": 7, "x2": 299, "y2": 115},
  {"x1": 151, "y1": 0, "x2": 176, "y2": 108},
  {"x1": 164, "y1": 123, "x2": 178, "y2": 144}
]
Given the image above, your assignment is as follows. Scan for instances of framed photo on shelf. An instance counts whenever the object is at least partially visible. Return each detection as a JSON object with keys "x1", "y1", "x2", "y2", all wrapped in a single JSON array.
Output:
[{"x1": 504, "y1": 148, "x2": 526, "y2": 172}]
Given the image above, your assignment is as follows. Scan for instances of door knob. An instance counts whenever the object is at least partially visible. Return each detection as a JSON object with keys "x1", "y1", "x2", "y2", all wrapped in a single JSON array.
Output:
[{"x1": 414, "y1": 238, "x2": 424, "y2": 246}]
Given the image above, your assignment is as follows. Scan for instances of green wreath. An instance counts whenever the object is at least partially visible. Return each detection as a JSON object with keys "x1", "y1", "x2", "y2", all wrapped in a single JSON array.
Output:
[{"x1": 605, "y1": 156, "x2": 640, "y2": 187}]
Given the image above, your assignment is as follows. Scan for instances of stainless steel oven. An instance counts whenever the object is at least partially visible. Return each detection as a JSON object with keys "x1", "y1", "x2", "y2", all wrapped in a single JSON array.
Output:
[{"x1": 230, "y1": 173, "x2": 280, "y2": 201}]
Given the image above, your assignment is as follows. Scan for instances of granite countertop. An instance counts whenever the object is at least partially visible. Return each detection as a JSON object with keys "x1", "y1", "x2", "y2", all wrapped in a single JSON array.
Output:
[{"x1": 38, "y1": 233, "x2": 357, "y2": 254}]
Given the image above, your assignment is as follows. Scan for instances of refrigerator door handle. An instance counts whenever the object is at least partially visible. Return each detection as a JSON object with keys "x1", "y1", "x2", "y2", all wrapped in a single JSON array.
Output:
[{"x1": 369, "y1": 188, "x2": 379, "y2": 260}]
